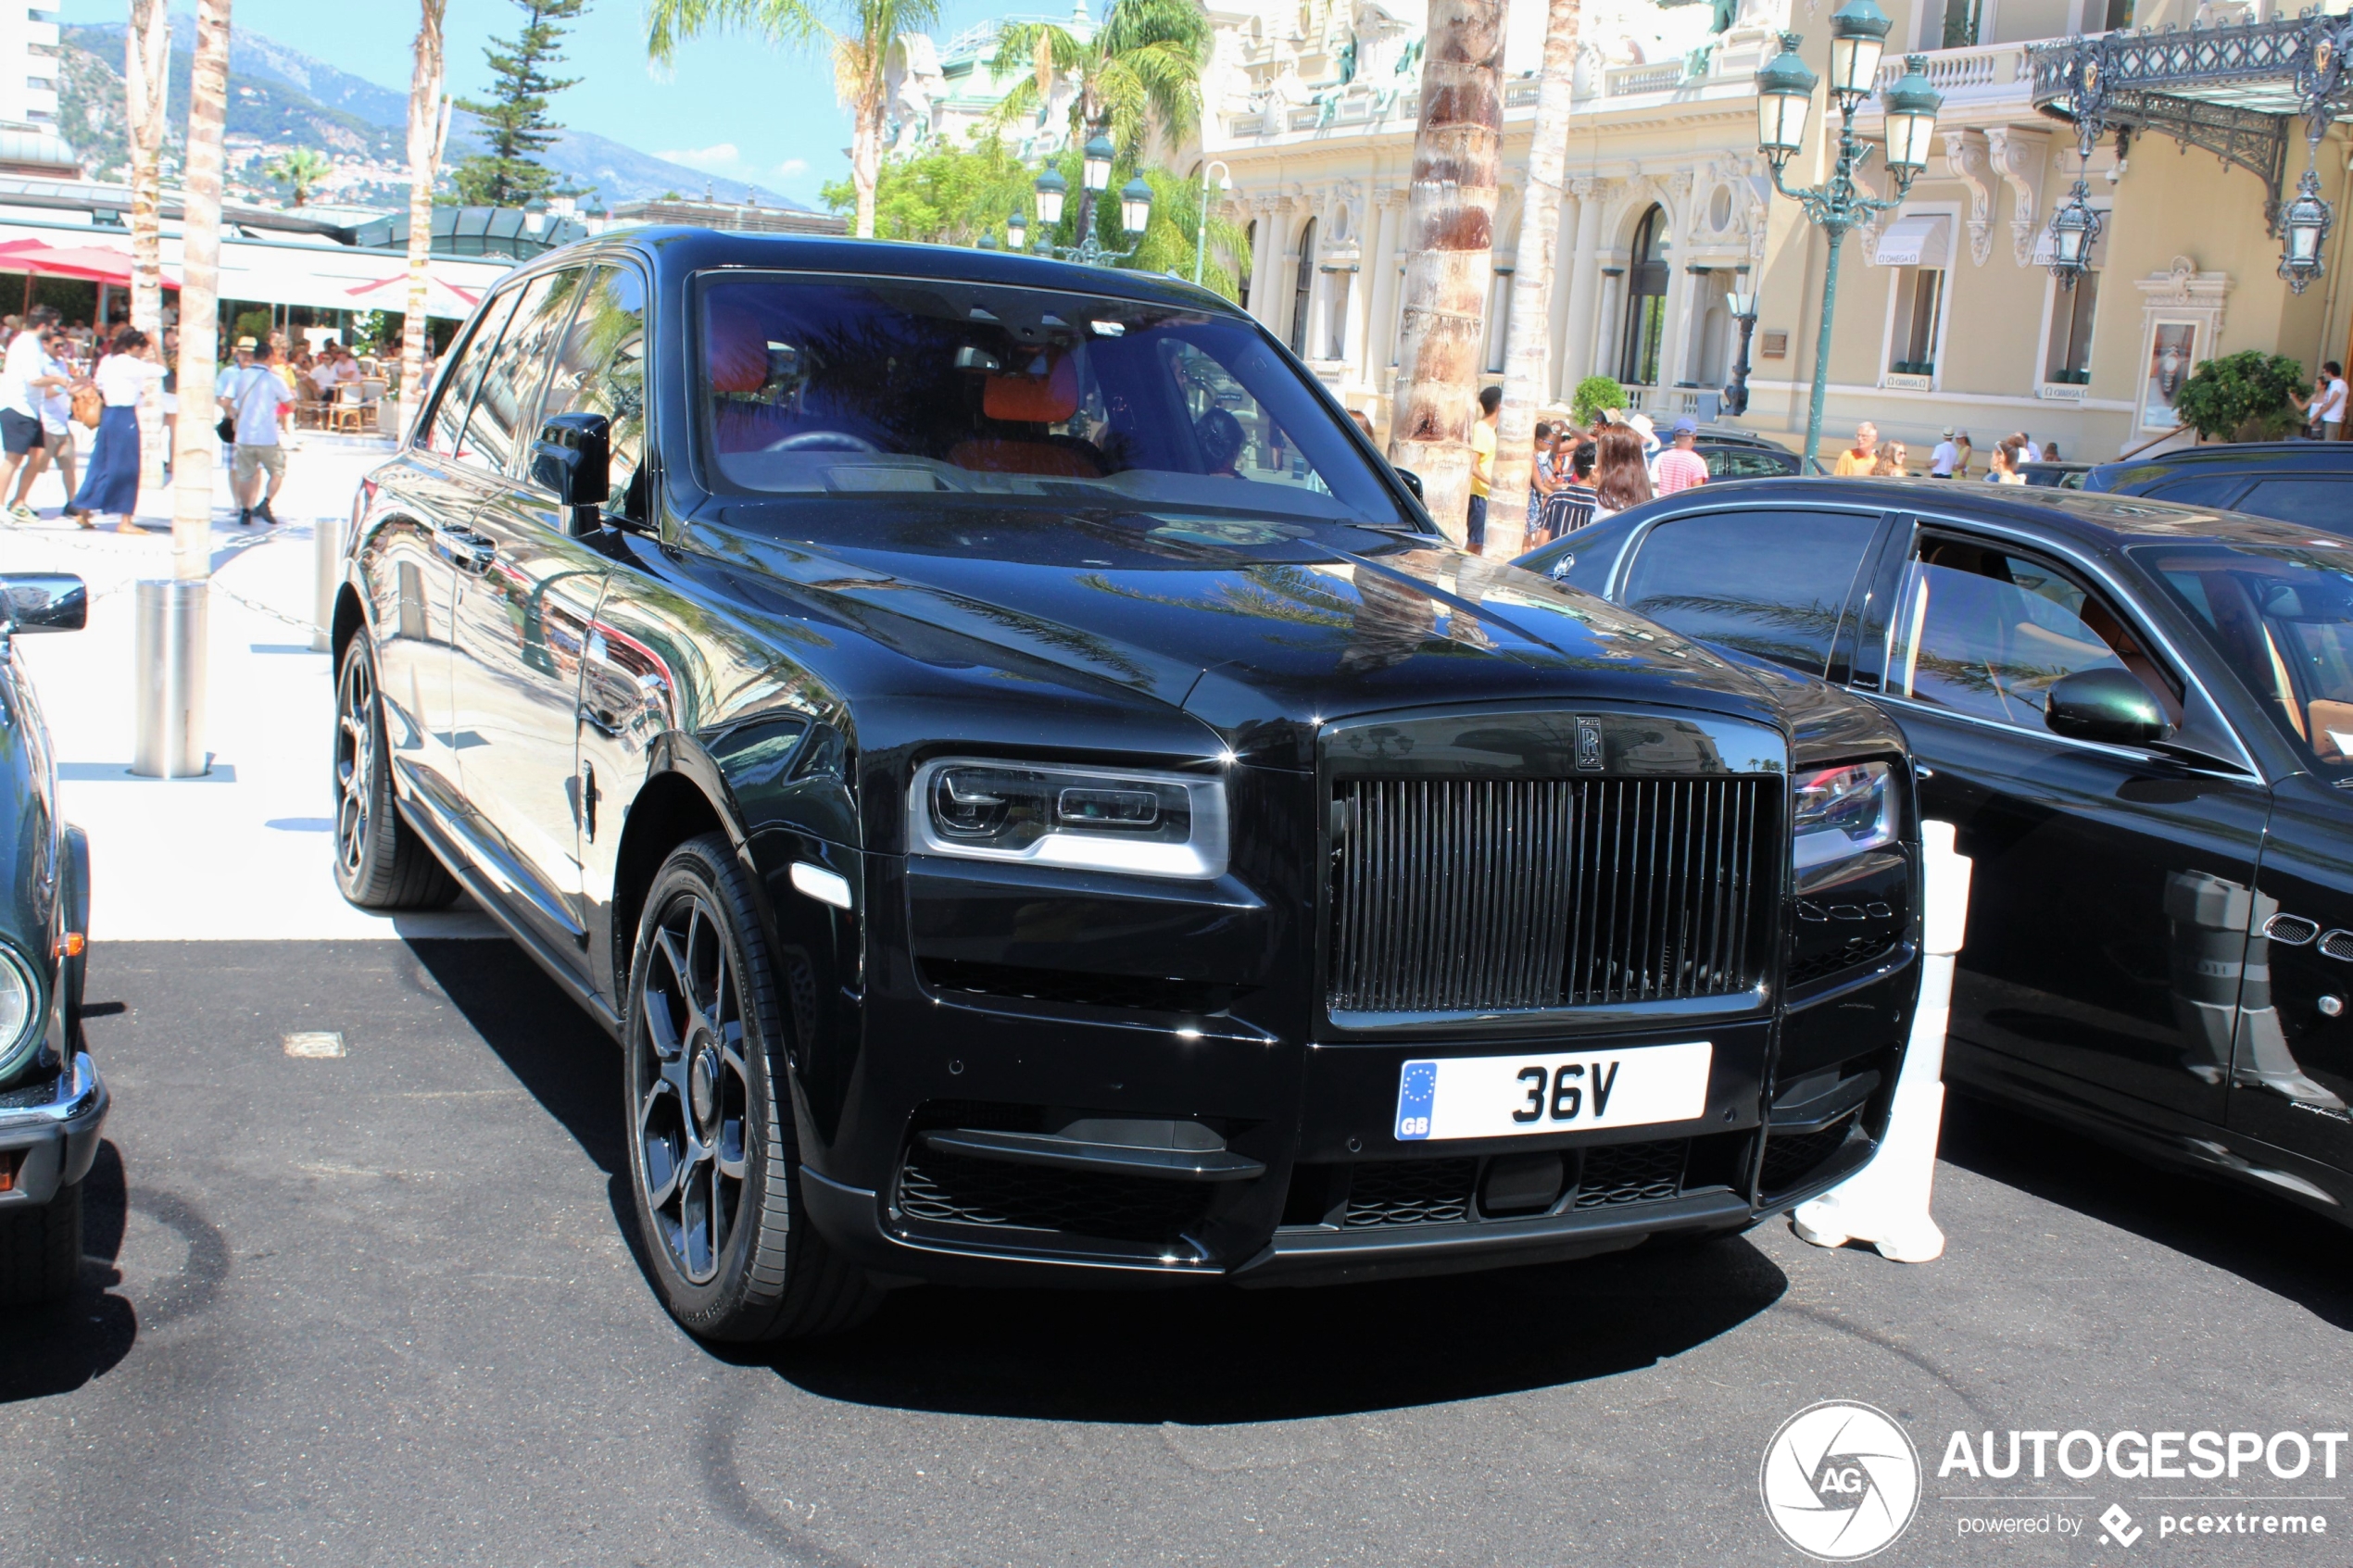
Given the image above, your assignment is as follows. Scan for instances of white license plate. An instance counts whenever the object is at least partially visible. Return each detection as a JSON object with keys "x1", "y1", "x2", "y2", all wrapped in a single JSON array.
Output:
[{"x1": 1392, "y1": 1042, "x2": 1714, "y2": 1142}]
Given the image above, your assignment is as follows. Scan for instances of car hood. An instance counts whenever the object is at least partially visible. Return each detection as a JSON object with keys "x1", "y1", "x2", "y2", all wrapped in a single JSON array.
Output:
[{"x1": 692, "y1": 503, "x2": 1811, "y2": 768}]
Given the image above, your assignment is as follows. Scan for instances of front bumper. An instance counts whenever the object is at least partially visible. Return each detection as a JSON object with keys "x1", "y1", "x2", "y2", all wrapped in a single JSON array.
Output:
[{"x1": 0, "y1": 1051, "x2": 107, "y2": 1206}]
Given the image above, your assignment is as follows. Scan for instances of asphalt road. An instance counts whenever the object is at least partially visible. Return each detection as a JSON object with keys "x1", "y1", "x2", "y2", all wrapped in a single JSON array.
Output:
[{"x1": 8, "y1": 938, "x2": 2351, "y2": 1567}]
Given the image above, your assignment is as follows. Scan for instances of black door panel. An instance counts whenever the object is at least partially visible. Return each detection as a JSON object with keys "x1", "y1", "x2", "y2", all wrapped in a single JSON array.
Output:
[{"x1": 2232, "y1": 773, "x2": 2353, "y2": 1169}]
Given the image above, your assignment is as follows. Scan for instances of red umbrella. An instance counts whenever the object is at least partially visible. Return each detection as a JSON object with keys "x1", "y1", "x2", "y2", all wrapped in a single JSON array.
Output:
[{"x1": 0, "y1": 243, "x2": 177, "y2": 288}]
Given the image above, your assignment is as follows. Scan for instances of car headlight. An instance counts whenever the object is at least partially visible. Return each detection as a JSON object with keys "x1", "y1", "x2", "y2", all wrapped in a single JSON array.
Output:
[
  {"x1": 0, "y1": 943, "x2": 40, "y2": 1075},
  {"x1": 1792, "y1": 760, "x2": 1900, "y2": 886},
  {"x1": 910, "y1": 759, "x2": 1228, "y2": 879}
]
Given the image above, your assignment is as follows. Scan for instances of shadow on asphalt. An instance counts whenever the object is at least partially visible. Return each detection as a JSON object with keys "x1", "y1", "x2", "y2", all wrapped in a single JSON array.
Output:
[
  {"x1": 764, "y1": 1236, "x2": 1790, "y2": 1423},
  {"x1": 1940, "y1": 1093, "x2": 2353, "y2": 1330},
  {"x1": 0, "y1": 1141, "x2": 135, "y2": 1403}
]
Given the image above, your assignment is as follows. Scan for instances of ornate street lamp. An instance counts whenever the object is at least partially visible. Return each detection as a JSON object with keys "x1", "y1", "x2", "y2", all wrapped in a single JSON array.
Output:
[
  {"x1": 1755, "y1": 27, "x2": 1942, "y2": 471},
  {"x1": 1008, "y1": 208, "x2": 1028, "y2": 251},
  {"x1": 1723, "y1": 268, "x2": 1761, "y2": 418},
  {"x1": 1029, "y1": 126, "x2": 1152, "y2": 267},
  {"x1": 2280, "y1": 169, "x2": 2334, "y2": 293},
  {"x1": 2046, "y1": 179, "x2": 2103, "y2": 289},
  {"x1": 977, "y1": 230, "x2": 999, "y2": 250},
  {"x1": 522, "y1": 196, "x2": 547, "y2": 238},
  {"x1": 1032, "y1": 166, "x2": 1068, "y2": 228},
  {"x1": 583, "y1": 205, "x2": 608, "y2": 237}
]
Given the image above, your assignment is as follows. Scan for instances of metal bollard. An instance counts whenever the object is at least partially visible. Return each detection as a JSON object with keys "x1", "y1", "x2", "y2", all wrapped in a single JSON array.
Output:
[
  {"x1": 131, "y1": 579, "x2": 208, "y2": 778},
  {"x1": 312, "y1": 515, "x2": 339, "y2": 652}
]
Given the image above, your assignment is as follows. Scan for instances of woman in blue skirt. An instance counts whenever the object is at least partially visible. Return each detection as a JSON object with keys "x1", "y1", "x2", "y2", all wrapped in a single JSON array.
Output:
[{"x1": 70, "y1": 326, "x2": 164, "y2": 533}]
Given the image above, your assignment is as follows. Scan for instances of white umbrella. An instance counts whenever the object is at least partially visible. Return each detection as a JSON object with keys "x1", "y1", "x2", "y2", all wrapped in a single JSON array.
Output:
[{"x1": 344, "y1": 270, "x2": 482, "y2": 320}]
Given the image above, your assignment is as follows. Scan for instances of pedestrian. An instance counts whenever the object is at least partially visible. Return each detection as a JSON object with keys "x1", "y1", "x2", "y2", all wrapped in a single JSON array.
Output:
[
  {"x1": 69, "y1": 326, "x2": 164, "y2": 534},
  {"x1": 1871, "y1": 442, "x2": 1907, "y2": 478},
  {"x1": 2042, "y1": 441, "x2": 2062, "y2": 463},
  {"x1": 1592, "y1": 422, "x2": 1653, "y2": 520},
  {"x1": 1832, "y1": 420, "x2": 1881, "y2": 475},
  {"x1": 2317, "y1": 361, "x2": 2347, "y2": 440},
  {"x1": 219, "y1": 336, "x2": 290, "y2": 526},
  {"x1": 1655, "y1": 416, "x2": 1709, "y2": 494},
  {"x1": 1527, "y1": 420, "x2": 1559, "y2": 534},
  {"x1": 1538, "y1": 440, "x2": 1600, "y2": 542},
  {"x1": 1929, "y1": 425, "x2": 1959, "y2": 478},
  {"x1": 0, "y1": 305, "x2": 65, "y2": 524},
  {"x1": 1986, "y1": 437, "x2": 2026, "y2": 483},
  {"x1": 1466, "y1": 383, "x2": 1500, "y2": 550},
  {"x1": 1346, "y1": 408, "x2": 1377, "y2": 443},
  {"x1": 2013, "y1": 430, "x2": 2041, "y2": 463},
  {"x1": 12, "y1": 327, "x2": 82, "y2": 516}
]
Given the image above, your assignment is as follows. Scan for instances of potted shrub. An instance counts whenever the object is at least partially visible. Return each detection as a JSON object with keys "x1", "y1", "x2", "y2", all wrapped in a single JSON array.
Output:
[{"x1": 2171, "y1": 349, "x2": 2309, "y2": 442}]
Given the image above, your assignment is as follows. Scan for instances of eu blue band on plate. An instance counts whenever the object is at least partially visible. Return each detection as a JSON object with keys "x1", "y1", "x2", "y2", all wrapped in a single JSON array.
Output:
[{"x1": 1396, "y1": 1059, "x2": 1437, "y2": 1141}]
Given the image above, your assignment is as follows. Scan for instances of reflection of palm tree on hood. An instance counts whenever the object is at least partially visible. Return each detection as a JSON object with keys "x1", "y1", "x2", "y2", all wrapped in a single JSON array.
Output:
[{"x1": 1342, "y1": 564, "x2": 1438, "y2": 674}]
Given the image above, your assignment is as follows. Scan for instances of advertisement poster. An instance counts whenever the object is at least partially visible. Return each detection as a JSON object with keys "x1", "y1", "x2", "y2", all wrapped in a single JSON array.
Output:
[{"x1": 2145, "y1": 320, "x2": 2200, "y2": 429}]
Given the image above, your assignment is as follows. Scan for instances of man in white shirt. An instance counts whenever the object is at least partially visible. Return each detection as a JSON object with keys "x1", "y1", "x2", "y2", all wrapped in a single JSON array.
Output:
[
  {"x1": 2317, "y1": 361, "x2": 2347, "y2": 440},
  {"x1": 0, "y1": 306, "x2": 64, "y2": 523},
  {"x1": 219, "y1": 338, "x2": 289, "y2": 526},
  {"x1": 1929, "y1": 425, "x2": 1959, "y2": 479}
]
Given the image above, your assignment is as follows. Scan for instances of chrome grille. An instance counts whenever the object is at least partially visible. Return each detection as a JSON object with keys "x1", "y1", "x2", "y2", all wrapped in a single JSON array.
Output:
[{"x1": 1328, "y1": 777, "x2": 1776, "y2": 1016}]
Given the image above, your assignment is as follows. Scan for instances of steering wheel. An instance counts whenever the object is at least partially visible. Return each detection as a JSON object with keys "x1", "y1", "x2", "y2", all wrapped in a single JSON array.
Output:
[{"x1": 764, "y1": 430, "x2": 882, "y2": 454}]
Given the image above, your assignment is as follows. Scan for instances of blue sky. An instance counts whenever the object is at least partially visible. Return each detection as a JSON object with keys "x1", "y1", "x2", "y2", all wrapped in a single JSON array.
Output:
[{"x1": 54, "y1": 0, "x2": 1022, "y2": 207}]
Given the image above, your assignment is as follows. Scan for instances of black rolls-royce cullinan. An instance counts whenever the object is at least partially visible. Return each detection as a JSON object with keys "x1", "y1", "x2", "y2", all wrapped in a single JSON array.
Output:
[
  {"x1": 332, "y1": 230, "x2": 1921, "y2": 1341},
  {"x1": 1518, "y1": 479, "x2": 2353, "y2": 1226}
]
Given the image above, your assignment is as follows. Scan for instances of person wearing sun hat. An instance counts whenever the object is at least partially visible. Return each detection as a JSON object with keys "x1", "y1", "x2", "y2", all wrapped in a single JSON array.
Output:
[{"x1": 1930, "y1": 426, "x2": 1960, "y2": 479}]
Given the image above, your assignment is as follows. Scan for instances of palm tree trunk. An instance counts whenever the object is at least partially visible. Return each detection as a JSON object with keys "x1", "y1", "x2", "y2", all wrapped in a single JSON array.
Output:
[
  {"x1": 400, "y1": 0, "x2": 449, "y2": 444},
  {"x1": 170, "y1": 0, "x2": 232, "y2": 583},
  {"x1": 1485, "y1": 0, "x2": 1579, "y2": 559},
  {"x1": 126, "y1": 0, "x2": 170, "y2": 488},
  {"x1": 850, "y1": 105, "x2": 881, "y2": 239},
  {"x1": 1389, "y1": 0, "x2": 1506, "y2": 549}
]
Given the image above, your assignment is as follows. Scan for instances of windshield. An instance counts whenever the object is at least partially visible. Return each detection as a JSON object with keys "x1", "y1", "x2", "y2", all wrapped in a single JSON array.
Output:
[
  {"x1": 694, "y1": 273, "x2": 1414, "y2": 529},
  {"x1": 2133, "y1": 541, "x2": 2353, "y2": 777}
]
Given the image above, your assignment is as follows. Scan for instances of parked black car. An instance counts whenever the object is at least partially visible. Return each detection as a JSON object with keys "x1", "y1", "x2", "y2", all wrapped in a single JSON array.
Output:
[
  {"x1": 2083, "y1": 440, "x2": 2353, "y2": 529},
  {"x1": 0, "y1": 572, "x2": 105, "y2": 1304},
  {"x1": 1519, "y1": 480, "x2": 2353, "y2": 1219},
  {"x1": 333, "y1": 231, "x2": 1921, "y2": 1341},
  {"x1": 2017, "y1": 461, "x2": 2090, "y2": 489},
  {"x1": 1692, "y1": 425, "x2": 1802, "y2": 480}
]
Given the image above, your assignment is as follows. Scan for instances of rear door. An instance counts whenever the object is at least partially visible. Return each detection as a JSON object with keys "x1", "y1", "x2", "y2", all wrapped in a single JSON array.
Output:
[
  {"x1": 364, "y1": 287, "x2": 524, "y2": 821},
  {"x1": 444, "y1": 266, "x2": 616, "y2": 962},
  {"x1": 1859, "y1": 521, "x2": 2271, "y2": 1123}
]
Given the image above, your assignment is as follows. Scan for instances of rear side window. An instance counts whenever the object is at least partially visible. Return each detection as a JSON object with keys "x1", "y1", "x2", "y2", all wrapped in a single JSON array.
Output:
[
  {"x1": 421, "y1": 289, "x2": 522, "y2": 465},
  {"x1": 462, "y1": 269, "x2": 587, "y2": 474},
  {"x1": 2231, "y1": 478, "x2": 2348, "y2": 531},
  {"x1": 1617, "y1": 508, "x2": 1881, "y2": 675},
  {"x1": 2145, "y1": 474, "x2": 2250, "y2": 510},
  {"x1": 1708, "y1": 448, "x2": 1797, "y2": 479}
]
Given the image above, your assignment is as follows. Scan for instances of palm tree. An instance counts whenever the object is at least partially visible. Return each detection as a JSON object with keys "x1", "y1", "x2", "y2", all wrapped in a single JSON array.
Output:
[
  {"x1": 124, "y1": 0, "x2": 170, "y2": 485},
  {"x1": 992, "y1": 0, "x2": 1209, "y2": 162},
  {"x1": 401, "y1": 0, "x2": 450, "y2": 442},
  {"x1": 265, "y1": 147, "x2": 334, "y2": 207},
  {"x1": 646, "y1": 0, "x2": 944, "y2": 241},
  {"x1": 1486, "y1": 0, "x2": 1580, "y2": 558},
  {"x1": 170, "y1": 0, "x2": 233, "y2": 583},
  {"x1": 1389, "y1": 0, "x2": 1506, "y2": 548},
  {"x1": 1116, "y1": 166, "x2": 1245, "y2": 300}
]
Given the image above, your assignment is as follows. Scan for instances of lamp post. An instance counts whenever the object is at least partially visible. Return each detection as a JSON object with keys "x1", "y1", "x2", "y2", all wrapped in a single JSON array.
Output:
[
  {"x1": 1193, "y1": 158, "x2": 1232, "y2": 286},
  {"x1": 1029, "y1": 128, "x2": 1153, "y2": 266},
  {"x1": 1754, "y1": 13, "x2": 1942, "y2": 471},
  {"x1": 1723, "y1": 267, "x2": 1761, "y2": 417}
]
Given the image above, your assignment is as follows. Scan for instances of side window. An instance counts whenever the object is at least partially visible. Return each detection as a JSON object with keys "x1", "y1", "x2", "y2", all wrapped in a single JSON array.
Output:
[
  {"x1": 1884, "y1": 539, "x2": 2179, "y2": 729},
  {"x1": 2231, "y1": 478, "x2": 2347, "y2": 530},
  {"x1": 422, "y1": 290, "x2": 522, "y2": 465},
  {"x1": 2145, "y1": 474, "x2": 2249, "y2": 510},
  {"x1": 1617, "y1": 508, "x2": 1881, "y2": 675},
  {"x1": 1709, "y1": 448, "x2": 1794, "y2": 480},
  {"x1": 1163, "y1": 340, "x2": 1326, "y2": 492},
  {"x1": 461, "y1": 270, "x2": 586, "y2": 474},
  {"x1": 540, "y1": 266, "x2": 648, "y2": 516}
]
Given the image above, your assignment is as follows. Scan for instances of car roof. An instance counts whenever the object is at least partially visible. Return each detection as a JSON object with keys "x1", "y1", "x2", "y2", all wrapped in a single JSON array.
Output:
[
  {"x1": 502, "y1": 225, "x2": 1246, "y2": 319},
  {"x1": 1650, "y1": 474, "x2": 2341, "y2": 553}
]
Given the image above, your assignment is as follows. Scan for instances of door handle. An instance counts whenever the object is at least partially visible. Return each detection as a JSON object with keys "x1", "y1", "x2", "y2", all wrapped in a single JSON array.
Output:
[{"x1": 434, "y1": 526, "x2": 496, "y2": 573}]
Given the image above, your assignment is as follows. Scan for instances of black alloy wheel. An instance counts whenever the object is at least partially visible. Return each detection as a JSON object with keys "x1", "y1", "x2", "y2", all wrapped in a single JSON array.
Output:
[
  {"x1": 332, "y1": 634, "x2": 457, "y2": 909},
  {"x1": 624, "y1": 835, "x2": 879, "y2": 1341}
]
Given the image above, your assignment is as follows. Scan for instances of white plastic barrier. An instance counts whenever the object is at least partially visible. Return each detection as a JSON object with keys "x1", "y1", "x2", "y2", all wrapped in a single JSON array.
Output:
[{"x1": 1790, "y1": 819, "x2": 1972, "y2": 1263}]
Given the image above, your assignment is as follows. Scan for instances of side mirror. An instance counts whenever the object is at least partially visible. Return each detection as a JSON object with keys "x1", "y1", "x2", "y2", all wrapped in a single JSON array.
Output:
[
  {"x1": 531, "y1": 412, "x2": 610, "y2": 536},
  {"x1": 0, "y1": 573, "x2": 85, "y2": 633},
  {"x1": 2045, "y1": 667, "x2": 2169, "y2": 745},
  {"x1": 1393, "y1": 466, "x2": 1425, "y2": 502}
]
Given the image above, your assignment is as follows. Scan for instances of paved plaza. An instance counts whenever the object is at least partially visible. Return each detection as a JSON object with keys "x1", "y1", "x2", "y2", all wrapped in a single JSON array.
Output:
[{"x1": 2, "y1": 450, "x2": 2348, "y2": 1566}]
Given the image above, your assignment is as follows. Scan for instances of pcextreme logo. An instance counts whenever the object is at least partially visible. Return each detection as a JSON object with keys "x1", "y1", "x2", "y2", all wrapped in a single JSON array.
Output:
[{"x1": 1761, "y1": 1400, "x2": 1923, "y2": 1561}]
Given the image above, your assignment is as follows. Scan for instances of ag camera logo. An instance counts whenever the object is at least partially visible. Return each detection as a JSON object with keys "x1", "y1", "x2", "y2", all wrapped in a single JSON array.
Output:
[{"x1": 1761, "y1": 1400, "x2": 1922, "y2": 1560}]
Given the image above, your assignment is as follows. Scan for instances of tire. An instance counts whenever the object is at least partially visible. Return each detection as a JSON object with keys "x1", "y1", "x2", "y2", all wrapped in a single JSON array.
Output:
[
  {"x1": 623, "y1": 834, "x2": 879, "y2": 1342},
  {"x1": 332, "y1": 633, "x2": 457, "y2": 911},
  {"x1": 0, "y1": 1181, "x2": 81, "y2": 1306}
]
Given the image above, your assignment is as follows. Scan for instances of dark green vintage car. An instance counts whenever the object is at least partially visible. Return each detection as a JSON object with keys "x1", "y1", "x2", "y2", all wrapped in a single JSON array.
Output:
[{"x1": 0, "y1": 572, "x2": 106, "y2": 1304}]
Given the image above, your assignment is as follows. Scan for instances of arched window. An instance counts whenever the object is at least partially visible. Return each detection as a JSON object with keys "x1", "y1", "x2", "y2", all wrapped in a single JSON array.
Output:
[
  {"x1": 1289, "y1": 219, "x2": 1317, "y2": 358},
  {"x1": 1618, "y1": 205, "x2": 1670, "y2": 386}
]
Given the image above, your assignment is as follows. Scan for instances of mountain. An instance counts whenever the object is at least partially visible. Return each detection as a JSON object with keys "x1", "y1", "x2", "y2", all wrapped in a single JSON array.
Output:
[{"x1": 57, "y1": 21, "x2": 813, "y2": 212}]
